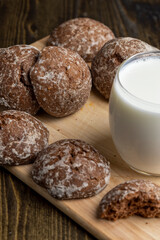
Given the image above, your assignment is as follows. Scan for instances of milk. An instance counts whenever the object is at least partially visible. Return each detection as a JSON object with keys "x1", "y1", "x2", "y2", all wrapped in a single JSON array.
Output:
[
  {"x1": 109, "y1": 52, "x2": 160, "y2": 175},
  {"x1": 120, "y1": 58, "x2": 160, "y2": 104}
]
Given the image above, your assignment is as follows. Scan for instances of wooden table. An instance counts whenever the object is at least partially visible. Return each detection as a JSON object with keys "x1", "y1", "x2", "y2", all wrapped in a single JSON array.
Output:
[{"x1": 0, "y1": 1, "x2": 159, "y2": 239}]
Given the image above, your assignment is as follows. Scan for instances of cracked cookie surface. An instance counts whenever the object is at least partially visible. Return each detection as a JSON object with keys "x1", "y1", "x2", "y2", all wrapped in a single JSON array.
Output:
[
  {"x1": 91, "y1": 37, "x2": 158, "y2": 99},
  {"x1": 0, "y1": 110, "x2": 49, "y2": 165},
  {"x1": 32, "y1": 139, "x2": 110, "y2": 199},
  {"x1": 30, "y1": 46, "x2": 92, "y2": 117},
  {"x1": 99, "y1": 179, "x2": 160, "y2": 221},
  {"x1": 0, "y1": 45, "x2": 40, "y2": 115},
  {"x1": 47, "y1": 18, "x2": 115, "y2": 62}
]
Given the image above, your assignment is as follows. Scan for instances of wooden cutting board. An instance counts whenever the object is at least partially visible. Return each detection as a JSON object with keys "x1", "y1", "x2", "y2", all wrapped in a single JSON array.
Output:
[{"x1": 2, "y1": 37, "x2": 160, "y2": 240}]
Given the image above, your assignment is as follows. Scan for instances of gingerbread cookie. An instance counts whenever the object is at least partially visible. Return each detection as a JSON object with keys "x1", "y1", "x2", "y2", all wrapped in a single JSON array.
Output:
[
  {"x1": 0, "y1": 110, "x2": 49, "y2": 165},
  {"x1": 30, "y1": 46, "x2": 92, "y2": 117},
  {"x1": 99, "y1": 179, "x2": 160, "y2": 221},
  {"x1": 91, "y1": 37, "x2": 158, "y2": 99},
  {"x1": 0, "y1": 45, "x2": 40, "y2": 114},
  {"x1": 32, "y1": 139, "x2": 110, "y2": 199},
  {"x1": 47, "y1": 18, "x2": 115, "y2": 62}
]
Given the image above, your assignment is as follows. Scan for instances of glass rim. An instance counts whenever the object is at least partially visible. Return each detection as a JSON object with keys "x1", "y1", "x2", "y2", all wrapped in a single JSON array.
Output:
[{"x1": 116, "y1": 50, "x2": 160, "y2": 108}]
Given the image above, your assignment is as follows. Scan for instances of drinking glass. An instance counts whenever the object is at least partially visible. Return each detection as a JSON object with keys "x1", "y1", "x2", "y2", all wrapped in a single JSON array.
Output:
[{"x1": 109, "y1": 51, "x2": 160, "y2": 176}]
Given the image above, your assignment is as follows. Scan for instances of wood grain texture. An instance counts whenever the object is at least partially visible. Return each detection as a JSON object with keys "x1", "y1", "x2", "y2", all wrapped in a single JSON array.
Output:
[
  {"x1": 0, "y1": 0, "x2": 159, "y2": 240},
  {"x1": 2, "y1": 37, "x2": 160, "y2": 239},
  {"x1": 0, "y1": 167, "x2": 96, "y2": 240}
]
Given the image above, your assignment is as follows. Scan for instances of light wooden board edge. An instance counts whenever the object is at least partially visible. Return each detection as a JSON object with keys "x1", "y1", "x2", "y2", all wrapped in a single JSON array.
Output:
[{"x1": 4, "y1": 165, "x2": 110, "y2": 240}]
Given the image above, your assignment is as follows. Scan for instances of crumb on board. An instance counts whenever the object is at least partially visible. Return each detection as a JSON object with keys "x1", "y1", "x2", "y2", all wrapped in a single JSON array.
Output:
[{"x1": 89, "y1": 102, "x2": 93, "y2": 106}]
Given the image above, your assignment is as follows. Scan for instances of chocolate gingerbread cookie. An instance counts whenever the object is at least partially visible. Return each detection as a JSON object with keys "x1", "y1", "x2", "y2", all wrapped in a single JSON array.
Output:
[
  {"x1": 0, "y1": 110, "x2": 49, "y2": 165},
  {"x1": 47, "y1": 18, "x2": 115, "y2": 62},
  {"x1": 30, "y1": 46, "x2": 92, "y2": 117},
  {"x1": 99, "y1": 179, "x2": 160, "y2": 221},
  {"x1": 91, "y1": 37, "x2": 158, "y2": 99},
  {"x1": 0, "y1": 45, "x2": 40, "y2": 115},
  {"x1": 32, "y1": 139, "x2": 110, "y2": 199}
]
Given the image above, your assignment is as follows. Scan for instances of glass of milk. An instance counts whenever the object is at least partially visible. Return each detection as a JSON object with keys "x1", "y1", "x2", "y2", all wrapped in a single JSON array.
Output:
[{"x1": 109, "y1": 51, "x2": 160, "y2": 176}]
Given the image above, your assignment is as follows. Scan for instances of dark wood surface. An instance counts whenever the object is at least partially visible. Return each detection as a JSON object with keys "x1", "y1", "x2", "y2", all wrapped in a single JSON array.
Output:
[{"x1": 0, "y1": 0, "x2": 159, "y2": 239}]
